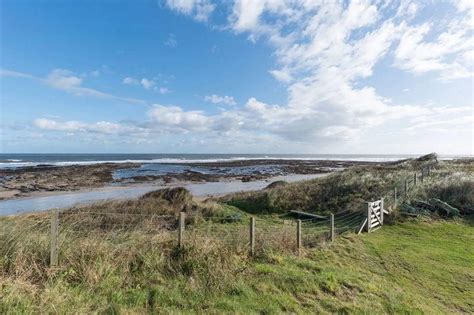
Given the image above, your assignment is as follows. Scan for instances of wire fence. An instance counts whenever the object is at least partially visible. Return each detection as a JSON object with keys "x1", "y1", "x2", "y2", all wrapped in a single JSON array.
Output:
[{"x1": 1, "y1": 162, "x2": 437, "y2": 268}]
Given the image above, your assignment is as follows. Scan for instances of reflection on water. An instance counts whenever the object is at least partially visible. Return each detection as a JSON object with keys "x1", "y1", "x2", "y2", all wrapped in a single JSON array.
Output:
[
  {"x1": 0, "y1": 174, "x2": 327, "y2": 216},
  {"x1": 112, "y1": 164, "x2": 284, "y2": 180}
]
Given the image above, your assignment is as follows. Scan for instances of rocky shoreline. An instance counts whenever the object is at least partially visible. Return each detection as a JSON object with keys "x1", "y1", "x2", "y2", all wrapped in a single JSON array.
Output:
[{"x1": 0, "y1": 159, "x2": 377, "y2": 200}]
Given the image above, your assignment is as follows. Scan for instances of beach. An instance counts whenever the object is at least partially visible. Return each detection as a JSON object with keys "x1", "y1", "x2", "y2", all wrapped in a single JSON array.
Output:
[{"x1": 0, "y1": 157, "x2": 380, "y2": 201}]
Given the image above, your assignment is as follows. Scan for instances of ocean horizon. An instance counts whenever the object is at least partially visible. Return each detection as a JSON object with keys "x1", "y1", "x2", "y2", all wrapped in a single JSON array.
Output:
[{"x1": 0, "y1": 153, "x2": 470, "y2": 169}]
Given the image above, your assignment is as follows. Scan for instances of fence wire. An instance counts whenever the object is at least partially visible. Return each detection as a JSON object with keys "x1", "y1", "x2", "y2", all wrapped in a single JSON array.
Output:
[{"x1": 0, "y1": 164, "x2": 436, "y2": 271}]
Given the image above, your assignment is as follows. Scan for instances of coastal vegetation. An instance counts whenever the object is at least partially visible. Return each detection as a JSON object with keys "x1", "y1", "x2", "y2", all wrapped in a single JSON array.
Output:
[
  {"x1": 1, "y1": 157, "x2": 473, "y2": 313},
  {"x1": 221, "y1": 156, "x2": 473, "y2": 216}
]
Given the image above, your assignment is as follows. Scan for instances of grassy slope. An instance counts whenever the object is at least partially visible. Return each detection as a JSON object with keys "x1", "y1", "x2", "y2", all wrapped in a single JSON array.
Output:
[
  {"x1": 188, "y1": 218, "x2": 474, "y2": 314},
  {"x1": 2, "y1": 159, "x2": 473, "y2": 313},
  {"x1": 2, "y1": 217, "x2": 473, "y2": 314}
]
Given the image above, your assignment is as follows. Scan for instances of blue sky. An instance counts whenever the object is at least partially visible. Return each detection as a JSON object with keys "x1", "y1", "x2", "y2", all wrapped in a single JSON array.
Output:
[{"x1": 1, "y1": 0, "x2": 473, "y2": 154}]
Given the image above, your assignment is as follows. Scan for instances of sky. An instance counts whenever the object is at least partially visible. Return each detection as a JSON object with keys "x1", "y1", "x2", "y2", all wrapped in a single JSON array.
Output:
[{"x1": 0, "y1": 0, "x2": 473, "y2": 155}]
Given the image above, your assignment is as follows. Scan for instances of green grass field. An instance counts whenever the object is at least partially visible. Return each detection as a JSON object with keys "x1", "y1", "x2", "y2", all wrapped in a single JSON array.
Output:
[
  {"x1": 2, "y1": 216, "x2": 473, "y2": 314},
  {"x1": 159, "y1": 217, "x2": 474, "y2": 313}
]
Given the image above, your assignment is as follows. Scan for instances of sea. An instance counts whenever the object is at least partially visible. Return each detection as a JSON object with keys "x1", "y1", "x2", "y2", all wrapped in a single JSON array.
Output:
[{"x1": 0, "y1": 153, "x2": 466, "y2": 169}]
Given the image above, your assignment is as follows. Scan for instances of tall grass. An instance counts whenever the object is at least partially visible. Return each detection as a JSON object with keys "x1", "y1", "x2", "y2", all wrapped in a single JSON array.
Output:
[
  {"x1": 1, "y1": 158, "x2": 473, "y2": 313},
  {"x1": 221, "y1": 159, "x2": 474, "y2": 216}
]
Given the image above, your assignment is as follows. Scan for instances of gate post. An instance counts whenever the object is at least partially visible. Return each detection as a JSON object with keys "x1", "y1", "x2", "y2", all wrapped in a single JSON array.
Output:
[
  {"x1": 366, "y1": 202, "x2": 371, "y2": 233},
  {"x1": 380, "y1": 198, "x2": 384, "y2": 225}
]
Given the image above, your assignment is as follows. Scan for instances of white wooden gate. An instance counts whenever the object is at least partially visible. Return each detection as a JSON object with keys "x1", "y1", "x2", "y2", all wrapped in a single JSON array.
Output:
[{"x1": 357, "y1": 199, "x2": 387, "y2": 234}]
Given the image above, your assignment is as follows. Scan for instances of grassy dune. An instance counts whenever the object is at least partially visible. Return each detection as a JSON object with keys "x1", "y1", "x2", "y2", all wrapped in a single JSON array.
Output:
[
  {"x1": 221, "y1": 158, "x2": 474, "y2": 215},
  {"x1": 1, "y1": 158, "x2": 473, "y2": 313}
]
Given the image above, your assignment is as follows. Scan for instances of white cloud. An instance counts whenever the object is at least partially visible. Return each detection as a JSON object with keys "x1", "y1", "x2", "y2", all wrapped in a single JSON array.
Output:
[
  {"x1": 148, "y1": 104, "x2": 210, "y2": 132},
  {"x1": 140, "y1": 78, "x2": 155, "y2": 90},
  {"x1": 42, "y1": 69, "x2": 145, "y2": 104},
  {"x1": 404, "y1": 106, "x2": 473, "y2": 132},
  {"x1": 21, "y1": 1, "x2": 474, "y2": 152},
  {"x1": 165, "y1": 0, "x2": 215, "y2": 22},
  {"x1": 34, "y1": 118, "x2": 85, "y2": 132},
  {"x1": 0, "y1": 69, "x2": 37, "y2": 79},
  {"x1": 158, "y1": 87, "x2": 170, "y2": 94},
  {"x1": 393, "y1": 6, "x2": 473, "y2": 80},
  {"x1": 43, "y1": 69, "x2": 145, "y2": 104},
  {"x1": 164, "y1": 33, "x2": 177, "y2": 47},
  {"x1": 46, "y1": 69, "x2": 83, "y2": 90},
  {"x1": 395, "y1": 0, "x2": 419, "y2": 19},
  {"x1": 33, "y1": 118, "x2": 147, "y2": 135},
  {"x1": 1, "y1": 68, "x2": 144, "y2": 104},
  {"x1": 221, "y1": 1, "x2": 473, "y2": 143},
  {"x1": 204, "y1": 94, "x2": 236, "y2": 105},
  {"x1": 123, "y1": 76, "x2": 170, "y2": 94},
  {"x1": 454, "y1": 0, "x2": 474, "y2": 15},
  {"x1": 123, "y1": 77, "x2": 139, "y2": 85},
  {"x1": 269, "y1": 69, "x2": 292, "y2": 83},
  {"x1": 231, "y1": 0, "x2": 266, "y2": 32}
]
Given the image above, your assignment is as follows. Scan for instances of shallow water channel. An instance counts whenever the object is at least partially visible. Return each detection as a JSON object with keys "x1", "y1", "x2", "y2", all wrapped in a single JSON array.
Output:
[{"x1": 0, "y1": 173, "x2": 327, "y2": 216}]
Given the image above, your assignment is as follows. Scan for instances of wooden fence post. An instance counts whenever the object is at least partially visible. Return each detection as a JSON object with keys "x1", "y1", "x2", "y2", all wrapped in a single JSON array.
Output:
[
  {"x1": 420, "y1": 171, "x2": 424, "y2": 184},
  {"x1": 404, "y1": 179, "x2": 408, "y2": 195},
  {"x1": 329, "y1": 214, "x2": 335, "y2": 242},
  {"x1": 249, "y1": 217, "x2": 255, "y2": 256},
  {"x1": 380, "y1": 198, "x2": 384, "y2": 225},
  {"x1": 296, "y1": 219, "x2": 302, "y2": 255},
  {"x1": 414, "y1": 173, "x2": 417, "y2": 186},
  {"x1": 394, "y1": 187, "x2": 397, "y2": 205},
  {"x1": 366, "y1": 203, "x2": 371, "y2": 233},
  {"x1": 50, "y1": 209, "x2": 59, "y2": 267},
  {"x1": 178, "y1": 212, "x2": 185, "y2": 248}
]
